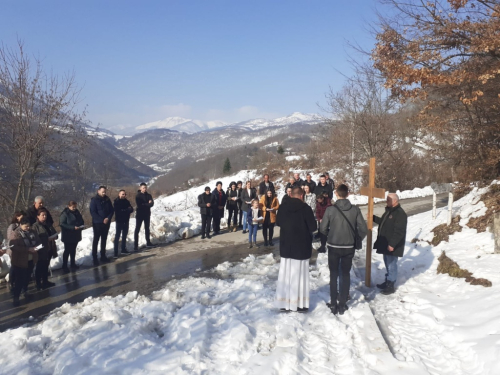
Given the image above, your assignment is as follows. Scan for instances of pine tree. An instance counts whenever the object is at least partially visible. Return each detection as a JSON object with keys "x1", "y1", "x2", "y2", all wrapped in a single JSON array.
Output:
[
  {"x1": 277, "y1": 145, "x2": 285, "y2": 155},
  {"x1": 223, "y1": 157, "x2": 231, "y2": 174}
]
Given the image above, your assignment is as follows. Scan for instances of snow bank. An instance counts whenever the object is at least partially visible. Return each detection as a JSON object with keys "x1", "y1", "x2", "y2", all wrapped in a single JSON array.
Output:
[
  {"x1": 366, "y1": 180, "x2": 500, "y2": 374},
  {"x1": 0, "y1": 254, "x2": 417, "y2": 374}
]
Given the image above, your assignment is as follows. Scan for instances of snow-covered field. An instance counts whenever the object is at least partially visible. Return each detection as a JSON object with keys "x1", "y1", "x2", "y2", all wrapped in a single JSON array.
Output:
[{"x1": 1, "y1": 180, "x2": 497, "y2": 374}]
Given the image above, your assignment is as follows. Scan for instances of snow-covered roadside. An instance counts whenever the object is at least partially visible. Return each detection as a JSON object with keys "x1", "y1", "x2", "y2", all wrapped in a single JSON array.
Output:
[
  {"x1": 0, "y1": 253, "x2": 422, "y2": 374},
  {"x1": 364, "y1": 181, "x2": 500, "y2": 374}
]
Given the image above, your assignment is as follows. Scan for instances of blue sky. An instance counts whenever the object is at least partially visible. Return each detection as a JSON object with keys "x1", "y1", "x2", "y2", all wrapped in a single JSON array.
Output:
[{"x1": 1, "y1": 0, "x2": 380, "y2": 133}]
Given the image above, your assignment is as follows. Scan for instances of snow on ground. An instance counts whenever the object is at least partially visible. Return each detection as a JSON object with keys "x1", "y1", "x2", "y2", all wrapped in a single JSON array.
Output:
[
  {"x1": 0, "y1": 182, "x2": 498, "y2": 374},
  {"x1": 364, "y1": 181, "x2": 500, "y2": 374},
  {"x1": 0, "y1": 252, "x2": 419, "y2": 374}
]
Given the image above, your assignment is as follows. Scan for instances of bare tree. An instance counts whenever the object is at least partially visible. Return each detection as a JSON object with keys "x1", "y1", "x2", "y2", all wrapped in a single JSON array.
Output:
[{"x1": 0, "y1": 40, "x2": 86, "y2": 217}]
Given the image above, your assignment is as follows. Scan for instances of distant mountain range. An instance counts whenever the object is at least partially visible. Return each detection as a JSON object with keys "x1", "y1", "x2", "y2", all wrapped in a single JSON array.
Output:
[{"x1": 134, "y1": 112, "x2": 320, "y2": 134}]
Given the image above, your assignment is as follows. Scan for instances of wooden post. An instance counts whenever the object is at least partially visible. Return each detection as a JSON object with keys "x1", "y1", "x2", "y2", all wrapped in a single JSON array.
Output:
[
  {"x1": 447, "y1": 192, "x2": 453, "y2": 225},
  {"x1": 494, "y1": 213, "x2": 500, "y2": 254},
  {"x1": 432, "y1": 192, "x2": 437, "y2": 220},
  {"x1": 360, "y1": 158, "x2": 385, "y2": 287}
]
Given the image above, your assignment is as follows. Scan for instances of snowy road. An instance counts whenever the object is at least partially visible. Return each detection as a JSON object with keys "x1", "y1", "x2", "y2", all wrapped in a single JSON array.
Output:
[{"x1": 0, "y1": 194, "x2": 447, "y2": 332}]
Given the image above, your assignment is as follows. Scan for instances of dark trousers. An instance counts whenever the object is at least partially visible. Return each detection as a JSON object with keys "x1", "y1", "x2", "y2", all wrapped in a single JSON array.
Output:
[
  {"x1": 114, "y1": 221, "x2": 129, "y2": 254},
  {"x1": 11, "y1": 265, "x2": 29, "y2": 299},
  {"x1": 134, "y1": 215, "x2": 151, "y2": 246},
  {"x1": 238, "y1": 205, "x2": 243, "y2": 226},
  {"x1": 92, "y1": 222, "x2": 110, "y2": 259},
  {"x1": 213, "y1": 208, "x2": 224, "y2": 233},
  {"x1": 35, "y1": 259, "x2": 50, "y2": 287},
  {"x1": 320, "y1": 232, "x2": 328, "y2": 248},
  {"x1": 262, "y1": 216, "x2": 275, "y2": 242},
  {"x1": 328, "y1": 247, "x2": 355, "y2": 306},
  {"x1": 201, "y1": 214, "x2": 212, "y2": 236},
  {"x1": 227, "y1": 206, "x2": 238, "y2": 226},
  {"x1": 63, "y1": 242, "x2": 78, "y2": 267}
]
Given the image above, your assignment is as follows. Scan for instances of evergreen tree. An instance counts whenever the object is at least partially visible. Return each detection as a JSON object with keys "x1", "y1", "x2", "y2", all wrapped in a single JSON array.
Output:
[
  {"x1": 223, "y1": 157, "x2": 232, "y2": 174},
  {"x1": 277, "y1": 145, "x2": 285, "y2": 155}
]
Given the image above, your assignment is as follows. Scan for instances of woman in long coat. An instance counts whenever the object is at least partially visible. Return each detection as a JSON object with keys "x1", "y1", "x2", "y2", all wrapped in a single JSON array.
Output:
[{"x1": 259, "y1": 190, "x2": 279, "y2": 246}]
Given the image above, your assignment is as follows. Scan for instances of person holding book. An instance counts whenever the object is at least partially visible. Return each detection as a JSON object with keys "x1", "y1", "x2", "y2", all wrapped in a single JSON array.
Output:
[
  {"x1": 32, "y1": 208, "x2": 58, "y2": 290},
  {"x1": 247, "y1": 199, "x2": 263, "y2": 248},
  {"x1": 259, "y1": 189, "x2": 279, "y2": 246}
]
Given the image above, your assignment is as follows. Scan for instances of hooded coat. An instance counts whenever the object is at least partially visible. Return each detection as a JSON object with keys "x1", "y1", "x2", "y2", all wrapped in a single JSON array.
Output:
[
  {"x1": 374, "y1": 204, "x2": 407, "y2": 257},
  {"x1": 320, "y1": 199, "x2": 367, "y2": 248},
  {"x1": 276, "y1": 198, "x2": 317, "y2": 260}
]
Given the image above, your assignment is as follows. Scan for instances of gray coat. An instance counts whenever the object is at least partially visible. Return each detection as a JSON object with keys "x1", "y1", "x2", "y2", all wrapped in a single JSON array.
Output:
[{"x1": 320, "y1": 199, "x2": 367, "y2": 249}]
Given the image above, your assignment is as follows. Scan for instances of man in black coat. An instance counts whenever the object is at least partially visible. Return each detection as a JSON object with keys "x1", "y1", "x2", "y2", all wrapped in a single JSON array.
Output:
[
  {"x1": 27, "y1": 196, "x2": 54, "y2": 227},
  {"x1": 281, "y1": 187, "x2": 292, "y2": 205},
  {"x1": 236, "y1": 181, "x2": 244, "y2": 228},
  {"x1": 240, "y1": 181, "x2": 257, "y2": 234},
  {"x1": 303, "y1": 174, "x2": 317, "y2": 193},
  {"x1": 325, "y1": 172, "x2": 335, "y2": 191},
  {"x1": 374, "y1": 193, "x2": 408, "y2": 295},
  {"x1": 113, "y1": 190, "x2": 134, "y2": 257},
  {"x1": 285, "y1": 176, "x2": 298, "y2": 191},
  {"x1": 198, "y1": 186, "x2": 217, "y2": 239},
  {"x1": 320, "y1": 184, "x2": 368, "y2": 315},
  {"x1": 134, "y1": 182, "x2": 154, "y2": 250},
  {"x1": 293, "y1": 172, "x2": 304, "y2": 187},
  {"x1": 315, "y1": 175, "x2": 333, "y2": 199},
  {"x1": 258, "y1": 174, "x2": 275, "y2": 197},
  {"x1": 89, "y1": 186, "x2": 115, "y2": 265},
  {"x1": 275, "y1": 186, "x2": 317, "y2": 312},
  {"x1": 212, "y1": 181, "x2": 227, "y2": 235}
]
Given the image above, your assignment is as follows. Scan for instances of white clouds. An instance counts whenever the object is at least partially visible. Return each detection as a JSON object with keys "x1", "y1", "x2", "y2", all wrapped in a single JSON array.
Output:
[{"x1": 157, "y1": 103, "x2": 192, "y2": 118}]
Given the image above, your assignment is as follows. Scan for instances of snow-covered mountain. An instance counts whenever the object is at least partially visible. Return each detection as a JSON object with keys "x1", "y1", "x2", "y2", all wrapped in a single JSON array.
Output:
[
  {"x1": 136, "y1": 117, "x2": 227, "y2": 134},
  {"x1": 135, "y1": 112, "x2": 320, "y2": 134}
]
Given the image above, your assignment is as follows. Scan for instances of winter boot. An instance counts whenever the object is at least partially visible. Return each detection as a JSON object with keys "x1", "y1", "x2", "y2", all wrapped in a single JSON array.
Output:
[
  {"x1": 248, "y1": 242, "x2": 253, "y2": 249},
  {"x1": 381, "y1": 281, "x2": 395, "y2": 295},
  {"x1": 233, "y1": 226, "x2": 237, "y2": 232},
  {"x1": 253, "y1": 241, "x2": 259, "y2": 248},
  {"x1": 327, "y1": 302, "x2": 338, "y2": 315},
  {"x1": 338, "y1": 304, "x2": 349, "y2": 315},
  {"x1": 228, "y1": 225, "x2": 232, "y2": 233},
  {"x1": 376, "y1": 277, "x2": 388, "y2": 289}
]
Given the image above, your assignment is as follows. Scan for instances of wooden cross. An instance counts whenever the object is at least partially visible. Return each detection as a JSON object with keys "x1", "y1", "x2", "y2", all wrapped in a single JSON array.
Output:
[{"x1": 360, "y1": 157, "x2": 386, "y2": 287}]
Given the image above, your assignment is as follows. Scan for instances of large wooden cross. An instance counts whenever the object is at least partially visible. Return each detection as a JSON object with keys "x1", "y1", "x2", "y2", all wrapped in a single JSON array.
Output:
[{"x1": 360, "y1": 157, "x2": 386, "y2": 287}]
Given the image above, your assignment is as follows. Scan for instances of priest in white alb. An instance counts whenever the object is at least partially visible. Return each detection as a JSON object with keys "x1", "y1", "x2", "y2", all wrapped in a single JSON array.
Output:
[{"x1": 275, "y1": 186, "x2": 317, "y2": 312}]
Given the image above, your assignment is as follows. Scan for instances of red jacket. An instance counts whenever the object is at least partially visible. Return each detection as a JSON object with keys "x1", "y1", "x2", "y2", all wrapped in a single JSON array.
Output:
[{"x1": 316, "y1": 198, "x2": 332, "y2": 221}]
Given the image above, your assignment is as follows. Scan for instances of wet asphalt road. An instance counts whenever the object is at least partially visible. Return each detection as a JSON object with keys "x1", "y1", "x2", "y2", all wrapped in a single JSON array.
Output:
[{"x1": 0, "y1": 193, "x2": 448, "y2": 332}]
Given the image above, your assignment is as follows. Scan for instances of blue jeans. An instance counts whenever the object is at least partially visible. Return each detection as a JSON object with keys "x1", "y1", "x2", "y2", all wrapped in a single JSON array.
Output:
[
  {"x1": 248, "y1": 223, "x2": 258, "y2": 243},
  {"x1": 383, "y1": 254, "x2": 398, "y2": 283},
  {"x1": 114, "y1": 221, "x2": 129, "y2": 255},
  {"x1": 242, "y1": 211, "x2": 248, "y2": 231}
]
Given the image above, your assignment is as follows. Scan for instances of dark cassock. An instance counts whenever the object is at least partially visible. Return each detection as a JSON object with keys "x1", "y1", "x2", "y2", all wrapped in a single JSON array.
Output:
[{"x1": 275, "y1": 197, "x2": 317, "y2": 311}]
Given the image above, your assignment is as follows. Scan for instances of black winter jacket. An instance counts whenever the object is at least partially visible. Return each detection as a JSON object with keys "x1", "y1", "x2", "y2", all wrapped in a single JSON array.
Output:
[
  {"x1": 135, "y1": 191, "x2": 154, "y2": 217},
  {"x1": 258, "y1": 181, "x2": 275, "y2": 195},
  {"x1": 320, "y1": 199, "x2": 367, "y2": 249},
  {"x1": 59, "y1": 208, "x2": 84, "y2": 243},
  {"x1": 198, "y1": 192, "x2": 217, "y2": 215},
  {"x1": 27, "y1": 205, "x2": 54, "y2": 227},
  {"x1": 314, "y1": 183, "x2": 333, "y2": 199},
  {"x1": 114, "y1": 197, "x2": 134, "y2": 223},
  {"x1": 303, "y1": 180, "x2": 317, "y2": 193},
  {"x1": 212, "y1": 189, "x2": 227, "y2": 209},
  {"x1": 374, "y1": 204, "x2": 408, "y2": 257},
  {"x1": 276, "y1": 198, "x2": 317, "y2": 260},
  {"x1": 90, "y1": 195, "x2": 114, "y2": 223},
  {"x1": 226, "y1": 189, "x2": 240, "y2": 209},
  {"x1": 32, "y1": 220, "x2": 57, "y2": 260}
]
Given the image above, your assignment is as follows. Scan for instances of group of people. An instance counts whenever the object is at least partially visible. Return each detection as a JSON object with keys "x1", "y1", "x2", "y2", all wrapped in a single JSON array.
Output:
[
  {"x1": 196, "y1": 171, "x2": 408, "y2": 315},
  {"x1": 2, "y1": 182, "x2": 155, "y2": 306}
]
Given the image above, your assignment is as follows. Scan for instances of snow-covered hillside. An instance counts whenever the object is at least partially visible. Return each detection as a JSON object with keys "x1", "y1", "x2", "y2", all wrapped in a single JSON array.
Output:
[{"x1": 1, "y1": 182, "x2": 498, "y2": 374}]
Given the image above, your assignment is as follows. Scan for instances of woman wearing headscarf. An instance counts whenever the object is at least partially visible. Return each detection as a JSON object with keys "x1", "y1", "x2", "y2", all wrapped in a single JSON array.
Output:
[{"x1": 259, "y1": 189, "x2": 280, "y2": 246}]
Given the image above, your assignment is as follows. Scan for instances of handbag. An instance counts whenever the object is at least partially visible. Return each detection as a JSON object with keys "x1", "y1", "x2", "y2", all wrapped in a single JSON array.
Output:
[{"x1": 333, "y1": 205, "x2": 363, "y2": 250}]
